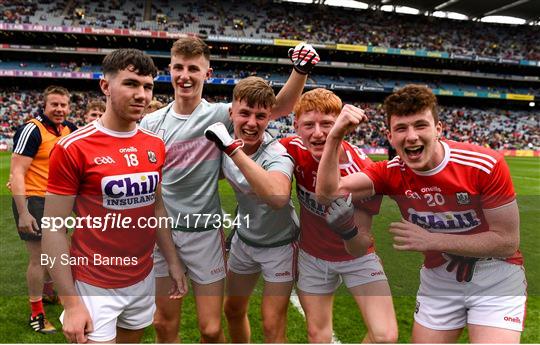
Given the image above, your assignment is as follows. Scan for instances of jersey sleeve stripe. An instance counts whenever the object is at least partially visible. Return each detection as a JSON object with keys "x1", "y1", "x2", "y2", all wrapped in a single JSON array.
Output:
[
  {"x1": 139, "y1": 127, "x2": 164, "y2": 140},
  {"x1": 387, "y1": 163, "x2": 401, "y2": 168},
  {"x1": 450, "y1": 153, "x2": 495, "y2": 169},
  {"x1": 57, "y1": 124, "x2": 95, "y2": 146},
  {"x1": 62, "y1": 128, "x2": 99, "y2": 149},
  {"x1": 450, "y1": 148, "x2": 497, "y2": 164},
  {"x1": 290, "y1": 140, "x2": 307, "y2": 150},
  {"x1": 13, "y1": 123, "x2": 37, "y2": 154},
  {"x1": 350, "y1": 161, "x2": 361, "y2": 173},
  {"x1": 449, "y1": 158, "x2": 491, "y2": 174},
  {"x1": 388, "y1": 157, "x2": 400, "y2": 166}
]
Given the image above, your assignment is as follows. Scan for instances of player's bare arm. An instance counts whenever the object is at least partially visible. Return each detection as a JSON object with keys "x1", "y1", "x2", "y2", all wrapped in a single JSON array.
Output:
[
  {"x1": 270, "y1": 43, "x2": 320, "y2": 120},
  {"x1": 389, "y1": 200, "x2": 519, "y2": 257},
  {"x1": 229, "y1": 151, "x2": 292, "y2": 209},
  {"x1": 345, "y1": 209, "x2": 376, "y2": 257},
  {"x1": 41, "y1": 193, "x2": 93, "y2": 343},
  {"x1": 154, "y1": 186, "x2": 188, "y2": 299},
  {"x1": 205, "y1": 122, "x2": 291, "y2": 209},
  {"x1": 10, "y1": 154, "x2": 38, "y2": 234},
  {"x1": 316, "y1": 105, "x2": 372, "y2": 204}
]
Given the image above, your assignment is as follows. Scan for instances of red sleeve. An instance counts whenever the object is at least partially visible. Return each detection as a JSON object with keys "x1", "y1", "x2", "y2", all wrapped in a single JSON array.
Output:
[
  {"x1": 279, "y1": 137, "x2": 297, "y2": 161},
  {"x1": 47, "y1": 144, "x2": 82, "y2": 195},
  {"x1": 361, "y1": 160, "x2": 390, "y2": 195},
  {"x1": 480, "y1": 157, "x2": 515, "y2": 209},
  {"x1": 353, "y1": 194, "x2": 382, "y2": 215}
]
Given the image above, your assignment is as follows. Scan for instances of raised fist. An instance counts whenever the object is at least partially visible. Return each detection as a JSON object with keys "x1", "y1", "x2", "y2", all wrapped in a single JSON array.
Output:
[
  {"x1": 288, "y1": 43, "x2": 320, "y2": 75},
  {"x1": 205, "y1": 122, "x2": 244, "y2": 157}
]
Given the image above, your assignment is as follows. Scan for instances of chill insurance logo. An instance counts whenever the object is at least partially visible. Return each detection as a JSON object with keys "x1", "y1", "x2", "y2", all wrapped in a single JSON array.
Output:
[{"x1": 101, "y1": 172, "x2": 159, "y2": 210}]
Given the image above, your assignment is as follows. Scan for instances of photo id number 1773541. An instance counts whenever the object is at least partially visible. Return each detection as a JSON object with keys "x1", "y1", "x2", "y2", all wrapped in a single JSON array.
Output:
[{"x1": 182, "y1": 213, "x2": 250, "y2": 229}]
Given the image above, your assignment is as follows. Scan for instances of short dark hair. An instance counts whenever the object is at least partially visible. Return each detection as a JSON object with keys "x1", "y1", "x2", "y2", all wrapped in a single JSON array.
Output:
[
  {"x1": 102, "y1": 48, "x2": 158, "y2": 78},
  {"x1": 383, "y1": 84, "x2": 439, "y2": 125}
]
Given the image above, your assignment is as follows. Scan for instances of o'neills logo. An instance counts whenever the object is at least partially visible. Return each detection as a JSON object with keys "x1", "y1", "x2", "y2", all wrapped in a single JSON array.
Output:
[
  {"x1": 275, "y1": 271, "x2": 291, "y2": 277},
  {"x1": 371, "y1": 271, "x2": 385, "y2": 277},
  {"x1": 101, "y1": 172, "x2": 159, "y2": 210},
  {"x1": 408, "y1": 208, "x2": 480, "y2": 233},
  {"x1": 504, "y1": 316, "x2": 521, "y2": 324},
  {"x1": 119, "y1": 146, "x2": 138, "y2": 153}
]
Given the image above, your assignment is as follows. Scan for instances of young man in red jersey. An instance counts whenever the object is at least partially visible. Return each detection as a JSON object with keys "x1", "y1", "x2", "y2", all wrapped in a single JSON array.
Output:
[
  {"x1": 42, "y1": 49, "x2": 187, "y2": 344},
  {"x1": 316, "y1": 84, "x2": 526, "y2": 343},
  {"x1": 280, "y1": 88, "x2": 398, "y2": 343}
]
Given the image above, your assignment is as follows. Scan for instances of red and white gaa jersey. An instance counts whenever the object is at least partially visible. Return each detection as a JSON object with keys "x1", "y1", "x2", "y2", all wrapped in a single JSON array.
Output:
[
  {"x1": 363, "y1": 139, "x2": 523, "y2": 268},
  {"x1": 280, "y1": 136, "x2": 382, "y2": 262},
  {"x1": 47, "y1": 121, "x2": 166, "y2": 288}
]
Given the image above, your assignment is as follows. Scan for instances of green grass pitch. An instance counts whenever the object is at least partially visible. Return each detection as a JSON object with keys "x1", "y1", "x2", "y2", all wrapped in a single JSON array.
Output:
[{"x1": 0, "y1": 152, "x2": 538, "y2": 343}]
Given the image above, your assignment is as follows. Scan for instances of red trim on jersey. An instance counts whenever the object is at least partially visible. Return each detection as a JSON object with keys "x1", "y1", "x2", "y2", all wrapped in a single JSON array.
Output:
[
  {"x1": 139, "y1": 127, "x2": 164, "y2": 141},
  {"x1": 57, "y1": 123, "x2": 95, "y2": 145}
]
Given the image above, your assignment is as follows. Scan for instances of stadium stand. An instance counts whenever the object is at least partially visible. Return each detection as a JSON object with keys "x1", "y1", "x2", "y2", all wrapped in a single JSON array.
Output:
[
  {"x1": 3, "y1": 0, "x2": 538, "y2": 61},
  {"x1": 0, "y1": 0, "x2": 538, "y2": 155},
  {"x1": 1, "y1": 90, "x2": 538, "y2": 151},
  {"x1": 1, "y1": 61, "x2": 536, "y2": 95}
]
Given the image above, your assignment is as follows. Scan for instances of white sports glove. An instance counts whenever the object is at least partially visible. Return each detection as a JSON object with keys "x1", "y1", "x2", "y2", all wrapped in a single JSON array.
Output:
[
  {"x1": 288, "y1": 42, "x2": 320, "y2": 75},
  {"x1": 204, "y1": 122, "x2": 244, "y2": 157},
  {"x1": 325, "y1": 194, "x2": 358, "y2": 240}
]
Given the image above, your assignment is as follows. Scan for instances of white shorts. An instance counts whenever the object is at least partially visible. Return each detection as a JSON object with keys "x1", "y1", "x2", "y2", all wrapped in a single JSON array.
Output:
[
  {"x1": 297, "y1": 249, "x2": 388, "y2": 294},
  {"x1": 415, "y1": 259, "x2": 527, "y2": 332},
  {"x1": 154, "y1": 229, "x2": 226, "y2": 284},
  {"x1": 228, "y1": 233, "x2": 298, "y2": 283},
  {"x1": 60, "y1": 271, "x2": 156, "y2": 342}
]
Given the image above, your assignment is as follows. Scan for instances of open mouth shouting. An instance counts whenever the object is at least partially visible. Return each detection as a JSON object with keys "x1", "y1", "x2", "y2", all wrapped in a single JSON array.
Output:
[
  {"x1": 404, "y1": 145, "x2": 424, "y2": 160},
  {"x1": 241, "y1": 128, "x2": 259, "y2": 140},
  {"x1": 310, "y1": 140, "x2": 325, "y2": 149}
]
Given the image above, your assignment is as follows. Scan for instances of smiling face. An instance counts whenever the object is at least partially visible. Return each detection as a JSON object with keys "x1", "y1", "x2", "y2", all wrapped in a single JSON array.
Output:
[
  {"x1": 101, "y1": 66, "x2": 154, "y2": 123},
  {"x1": 169, "y1": 54, "x2": 211, "y2": 105},
  {"x1": 230, "y1": 99, "x2": 272, "y2": 155},
  {"x1": 43, "y1": 93, "x2": 70, "y2": 125},
  {"x1": 387, "y1": 108, "x2": 444, "y2": 171},
  {"x1": 294, "y1": 110, "x2": 337, "y2": 160}
]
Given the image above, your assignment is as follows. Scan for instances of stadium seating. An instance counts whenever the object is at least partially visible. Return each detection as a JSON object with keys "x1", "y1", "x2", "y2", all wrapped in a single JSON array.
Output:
[
  {"x1": 1, "y1": 90, "x2": 538, "y2": 151},
  {"x1": 2, "y1": 0, "x2": 537, "y2": 61},
  {"x1": 1, "y1": 62, "x2": 536, "y2": 95}
]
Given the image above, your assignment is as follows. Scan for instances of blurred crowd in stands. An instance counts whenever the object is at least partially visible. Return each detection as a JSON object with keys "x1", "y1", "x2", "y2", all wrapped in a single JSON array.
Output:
[
  {"x1": 1, "y1": 90, "x2": 538, "y2": 151},
  {"x1": 1, "y1": 0, "x2": 538, "y2": 61},
  {"x1": 1, "y1": 61, "x2": 537, "y2": 95}
]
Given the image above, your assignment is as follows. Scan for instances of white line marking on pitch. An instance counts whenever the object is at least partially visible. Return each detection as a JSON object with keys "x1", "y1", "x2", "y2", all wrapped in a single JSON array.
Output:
[{"x1": 290, "y1": 293, "x2": 341, "y2": 344}]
